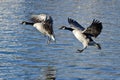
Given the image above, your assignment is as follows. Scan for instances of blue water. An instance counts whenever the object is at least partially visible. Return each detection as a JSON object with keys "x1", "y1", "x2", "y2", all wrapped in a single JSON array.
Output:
[{"x1": 0, "y1": 0, "x2": 120, "y2": 80}]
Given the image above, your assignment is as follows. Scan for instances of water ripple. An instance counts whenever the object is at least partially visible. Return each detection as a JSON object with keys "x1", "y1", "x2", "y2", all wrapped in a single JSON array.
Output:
[{"x1": 0, "y1": 0, "x2": 120, "y2": 80}]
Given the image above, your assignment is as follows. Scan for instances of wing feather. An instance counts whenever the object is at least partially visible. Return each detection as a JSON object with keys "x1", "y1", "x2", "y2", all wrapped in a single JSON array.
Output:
[
  {"x1": 83, "y1": 19, "x2": 103, "y2": 38},
  {"x1": 31, "y1": 14, "x2": 53, "y2": 24},
  {"x1": 43, "y1": 20, "x2": 53, "y2": 35},
  {"x1": 68, "y1": 18, "x2": 85, "y2": 31}
]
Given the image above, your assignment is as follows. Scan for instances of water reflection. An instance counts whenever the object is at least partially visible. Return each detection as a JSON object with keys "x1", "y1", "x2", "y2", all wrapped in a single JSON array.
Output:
[{"x1": 43, "y1": 66, "x2": 56, "y2": 80}]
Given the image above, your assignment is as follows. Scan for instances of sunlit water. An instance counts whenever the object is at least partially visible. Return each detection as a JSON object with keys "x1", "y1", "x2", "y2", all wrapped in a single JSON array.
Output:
[{"x1": 0, "y1": 0, "x2": 120, "y2": 80}]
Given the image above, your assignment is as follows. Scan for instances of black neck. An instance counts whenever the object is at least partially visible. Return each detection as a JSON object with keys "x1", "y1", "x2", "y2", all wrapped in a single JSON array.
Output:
[
  {"x1": 24, "y1": 21, "x2": 34, "y2": 25},
  {"x1": 65, "y1": 27, "x2": 74, "y2": 31}
]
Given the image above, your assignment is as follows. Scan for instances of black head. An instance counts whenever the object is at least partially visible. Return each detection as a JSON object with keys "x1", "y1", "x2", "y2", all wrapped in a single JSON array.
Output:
[
  {"x1": 59, "y1": 26, "x2": 67, "y2": 30},
  {"x1": 21, "y1": 21, "x2": 27, "y2": 24},
  {"x1": 21, "y1": 21, "x2": 34, "y2": 25},
  {"x1": 59, "y1": 26, "x2": 74, "y2": 31}
]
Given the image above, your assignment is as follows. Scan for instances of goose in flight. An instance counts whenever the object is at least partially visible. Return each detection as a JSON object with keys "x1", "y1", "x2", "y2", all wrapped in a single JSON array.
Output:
[
  {"x1": 21, "y1": 14, "x2": 56, "y2": 44},
  {"x1": 59, "y1": 18, "x2": 103, "y2": 53}
]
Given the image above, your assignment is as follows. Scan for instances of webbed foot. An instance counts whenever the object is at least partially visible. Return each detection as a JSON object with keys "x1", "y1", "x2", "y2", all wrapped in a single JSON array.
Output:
[
  {"x1": 76, "y1": 49, "x2": 84, "y2": 53},
  {"x1": 96, "y1": 43, "x2": 101, "y2": 50}
]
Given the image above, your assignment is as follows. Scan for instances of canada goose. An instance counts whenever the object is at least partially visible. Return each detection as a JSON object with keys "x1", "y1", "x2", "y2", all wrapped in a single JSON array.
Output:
[
  {"x1": 21, "y1": 14, "x2": 56, "y2": 44},
  {"x1": 59, "y1": 18, "x2": 103, "y2": 53}
]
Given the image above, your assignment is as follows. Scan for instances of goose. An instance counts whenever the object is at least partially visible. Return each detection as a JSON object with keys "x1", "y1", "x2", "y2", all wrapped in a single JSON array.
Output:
[
  {"x1": 59, "y1": 18, "x2": 103, "y2": 53},
  {"x1": 21, "y1": 14, "x2": 56, "y2": 44}
]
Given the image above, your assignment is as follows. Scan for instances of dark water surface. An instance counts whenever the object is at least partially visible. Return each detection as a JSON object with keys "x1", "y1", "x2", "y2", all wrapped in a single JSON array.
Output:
[{"x1": 0, "y1": 0, "x2": 120, "y2": 80}]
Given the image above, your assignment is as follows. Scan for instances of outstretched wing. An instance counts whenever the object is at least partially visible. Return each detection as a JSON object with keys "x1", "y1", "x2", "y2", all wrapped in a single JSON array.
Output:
[
  {"x1": 83, "y1": 19, "x2": 103, "y2": 38},
  {"x1": 68, "y1": 18, "x2": 85, "y2": 31},
  {"x1": 31, "y1": 14, "x2": 53, "y2": 24}
]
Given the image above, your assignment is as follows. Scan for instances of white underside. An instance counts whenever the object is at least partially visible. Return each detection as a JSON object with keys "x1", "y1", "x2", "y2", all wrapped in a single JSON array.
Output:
[
  {"x1": 72, "y1": 29, "x2": 89, "y2": 48},
  {"x1": 33, "y1": 23, "x2": 55, "y2": 41},
  {"x1": 33, "y1": 23, "x2": 47, "y2": 35},
  {"x1": 73, "y1": 29, "x2": 97, "y2": 48}
]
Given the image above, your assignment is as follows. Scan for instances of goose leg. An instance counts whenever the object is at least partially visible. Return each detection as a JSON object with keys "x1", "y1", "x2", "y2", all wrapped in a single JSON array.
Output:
[
  {"x1": 77, "y1": 49, "x2": 84, "y2": 53},
  {"x1": 47, "y1": 37, "x2": 51, "y2": 44},
  {"x1": 95, "y1": 43, "x2": 101, "y2": 50},
  {"x1": 77, "y1": 47, "x2": 87, "y2": 53},
  {"x1": 77, "y1": 42, "x2": 88, "y2": 53},
  {"x1": 54, "y1": 39, "x2": 56, "y2": 43}
]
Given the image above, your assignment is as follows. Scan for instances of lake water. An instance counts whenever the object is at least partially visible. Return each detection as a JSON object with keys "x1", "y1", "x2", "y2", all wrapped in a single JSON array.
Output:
[{"x1": 0, "y1": 0, "x2": 120, "y2": 80}]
